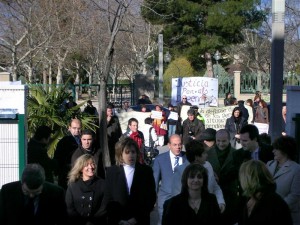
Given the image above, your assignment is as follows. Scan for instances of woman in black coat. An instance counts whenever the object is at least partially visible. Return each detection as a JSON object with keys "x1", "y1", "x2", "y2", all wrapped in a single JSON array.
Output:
[
  {"x1": 162, "y1": 163, "x2": 221, "y2": 225},
  {"x1": 65, "y1": 154, "x2": 106, "y2": 225},
  {"x1": 102, "y1": 137, "x2": 156, "y2": 225},
  {"x1": 225, "y1": 107, "x2": 248, "y2": 149},
  {"x1": 238, "y1": 160, "x2": 292, "y2": 225}
]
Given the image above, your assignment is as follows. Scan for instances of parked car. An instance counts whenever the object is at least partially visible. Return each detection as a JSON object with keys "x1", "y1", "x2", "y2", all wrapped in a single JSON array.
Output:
[{"x1": 130, "y1": 104, "x2": 170, "y2": 114}]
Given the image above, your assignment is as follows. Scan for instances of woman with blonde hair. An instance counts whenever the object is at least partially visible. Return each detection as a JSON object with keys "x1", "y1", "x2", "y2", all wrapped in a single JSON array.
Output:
[
  {"x1": 238, "y1": 160, "x2": 292, "y2": 225},
  {"x1": 65, "y1": 154, "x2": 105, "y2": 225}
]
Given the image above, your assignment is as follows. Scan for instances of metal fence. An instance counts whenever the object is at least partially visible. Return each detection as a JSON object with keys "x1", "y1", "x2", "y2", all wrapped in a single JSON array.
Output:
[
  {"x1": 218, "y1": 70, "x2": 300, "y2": 97},
  {"x1": 73, "y1": 83, "x2": 135, "y2": 109},
  {"x1": 240, "y1": 72, "x2": 300, "y2": 94}
]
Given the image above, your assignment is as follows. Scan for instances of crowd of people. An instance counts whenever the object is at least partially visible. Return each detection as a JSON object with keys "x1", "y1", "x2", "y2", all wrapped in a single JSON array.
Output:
[{"x1": 0, "y1": 92, "x2": 298, "y2": 225}]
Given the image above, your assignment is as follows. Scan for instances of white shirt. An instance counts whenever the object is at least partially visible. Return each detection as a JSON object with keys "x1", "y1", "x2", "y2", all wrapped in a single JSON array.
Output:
[
  {"x1": 170, "y1": 151, "x2": 183, "y2": 172},
  {"x1": 141, "y1": 124, "x2": 158, "y2": 147},
  {"x1": 123, "y1": 164, "x2": 135, "y2": 194},
  {"x1": 251, "y1": 147, "x2": 259, "y2": 160}
]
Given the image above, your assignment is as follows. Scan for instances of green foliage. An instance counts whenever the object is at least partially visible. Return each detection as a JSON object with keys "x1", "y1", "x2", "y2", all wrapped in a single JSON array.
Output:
[
  {"x1": 163, "y1": 57, "x2": 196, "y2": 97},
  {"x1": 118, "y1": 79, "x2": 131, "y2": 84},
  {"x1": 142, "y1": 0, "x2": 265, "y2": 71},
  {"x1": 295, "y1": 62, "x2": 300, "y2": 75},
  {"x1": 27, "y1": 84, "x2": 98, "y2": 157}
]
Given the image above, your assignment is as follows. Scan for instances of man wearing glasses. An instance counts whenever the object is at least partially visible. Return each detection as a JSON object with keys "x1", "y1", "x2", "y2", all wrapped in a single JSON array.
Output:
[
  {"x1": 177, "y1": 95, "x2": 192, "y2": 117},
  {"x1": 0, "y1": 164, "x2": 68, "y2": 225},
  {"x1": 54, "y1": 118, "x2": 82, "y2": 189}
]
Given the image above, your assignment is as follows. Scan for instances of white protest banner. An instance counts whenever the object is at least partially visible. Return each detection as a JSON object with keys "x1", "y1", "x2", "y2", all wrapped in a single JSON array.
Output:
[
  {"x1": 254, "y1": 122, "x2": 269, "y2": 134},
  {"x1": 150, "y1": 110, "x2": 162, "y2": 119},
  {"x1": 180, "y1": 105, "x2": 237, "y2": 130},
  {"x1": 171, "y1": 77, "x2": 218, "y2": 107},
  {"x1": 118, "y1": 111, "x2": 151, "y2": 133},
  {"x1": 118, "y1": 105, "x2": 249, "y2": 134}
]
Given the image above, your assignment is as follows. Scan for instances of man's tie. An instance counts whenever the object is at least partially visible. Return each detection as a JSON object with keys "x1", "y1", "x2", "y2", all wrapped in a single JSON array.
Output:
[
  {"x1": 74, "y1": 136, "x2": 80, "y2": 145},
  {"x1": 174, "y1": 156, "x2": 179, "y2": 168},
  {"x1": 254, "y1": 151, "x2": 259, "y2": 160},
  {"x1": 25, "y1": 197, "x2": 35, "y2": 219}
]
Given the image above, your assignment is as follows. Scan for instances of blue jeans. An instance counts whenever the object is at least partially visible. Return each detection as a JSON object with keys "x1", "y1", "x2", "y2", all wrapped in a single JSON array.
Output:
[{"x1": 168, "y1": 125, "x2": 176, "y2": 137}]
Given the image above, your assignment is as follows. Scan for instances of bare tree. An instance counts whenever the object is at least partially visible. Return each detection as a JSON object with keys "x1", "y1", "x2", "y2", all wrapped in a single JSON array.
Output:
[
  {"x1": 89, "y1": 0, "x2": 133, "y2": 167},
  {"x1": 0, "y1": 1, "x2": 51, "y2": 81}
]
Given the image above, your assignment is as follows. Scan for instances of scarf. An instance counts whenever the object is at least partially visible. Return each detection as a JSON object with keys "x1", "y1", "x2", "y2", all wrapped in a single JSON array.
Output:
[{"x1": 130, "y1": 132, "x2": 144, "y2": 164}]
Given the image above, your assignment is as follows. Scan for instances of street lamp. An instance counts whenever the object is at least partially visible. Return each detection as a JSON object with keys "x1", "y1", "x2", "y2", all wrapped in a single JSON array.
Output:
[
  {"x1": 164, "y1": 51, "x2": 171, "y2": 64},
  {"x1": 213, "y1": 50, "x2": 221, "y2": 78},
  {"x1": 158, "y1": 33, "x2": 173, "y2": 104}
]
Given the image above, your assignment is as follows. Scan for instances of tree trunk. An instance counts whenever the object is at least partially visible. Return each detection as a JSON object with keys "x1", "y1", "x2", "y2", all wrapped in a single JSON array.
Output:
[
  {"x1": 75, "y1": 61, "x2": 80, "y2": 101},
  {"x1": 27, "y1": 66, "x2": 33, "y2": 83},
  {"x1": 57, "y1": 61, "x2": 63, "y2": 84},
  {"x1": 49, "y1": 64, "x2": 52, "y2": 91},
  {"x1": 98, "y1": 2, "x2": 125, "y2": 168},
  {"x1": 88, "y1": 66, "x2": 93, "y2": 98},
  {"x1": 98, "y1": 48, "x2": 114, "y2": 168},
  {"x1": 43, "y1": 64, "x2": 47, "y2": 91}
]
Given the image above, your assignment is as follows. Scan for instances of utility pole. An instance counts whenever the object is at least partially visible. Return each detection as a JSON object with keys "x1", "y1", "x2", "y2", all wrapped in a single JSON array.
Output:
[
  {"x1": 158, "y1": 34, "x2": 163, "y2": 104},
  {"x1": 270, "y1": 0, "x2": 285, "y2": 141}
]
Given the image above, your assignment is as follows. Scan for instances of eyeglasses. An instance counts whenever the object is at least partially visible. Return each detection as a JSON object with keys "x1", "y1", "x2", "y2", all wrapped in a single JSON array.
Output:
[{"x1": 182, "y1": 98, "x2": 187, "y2": 99}]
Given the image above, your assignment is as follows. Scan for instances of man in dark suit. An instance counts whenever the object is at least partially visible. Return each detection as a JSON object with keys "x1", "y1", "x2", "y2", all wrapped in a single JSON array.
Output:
[
  {"x1": 54, "y1": 118, "x2": 81, "y2": 189},
  {"x1": 0, "y1": 164, "x2": 68, "y2": 225},
  {"x1": 106, "y1": 105, "x2": 122, "y2": 165},
  {"x1": 207, "y1": 129, "x2": 239, "y2": 225},
  {"x1": 232, "y1": 124, "x2": 273, "y2": 223},
  {"x1": 233, "y1": 124, "x2": 273, "y2": 167},
  {"x1": 27, "y1": 125, "x2": 57, "y2": 183},
  {"x1": 71, "y1": 129, "x2": 105, "y2": 179},
  {"x1": 153, "y1": 134, "x2": 186, "y2": 225}
]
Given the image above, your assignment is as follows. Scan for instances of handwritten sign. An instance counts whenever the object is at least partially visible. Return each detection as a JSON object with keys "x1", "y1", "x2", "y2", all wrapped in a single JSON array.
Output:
[
  {"x1": 168, "y1": 111, "x2": 178, "y2": 121},
  {"x1": 181, "y1": 105, "x2": 243, "y2": 130},
  {"x1": 118, "y1": 104, "x2": 254, "y2": 133},
  {"x1": 150, "y1": 110, "x2": 162, "y2": 119},
  {"x1": 171, "y1": 77, "x2": 218, "y2": 107}
]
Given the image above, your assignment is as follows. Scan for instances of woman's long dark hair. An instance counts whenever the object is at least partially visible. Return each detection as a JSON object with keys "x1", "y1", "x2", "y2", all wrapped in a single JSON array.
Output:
[{"x1": 181, "y1": 163, "x2": 209, "y2": 197}]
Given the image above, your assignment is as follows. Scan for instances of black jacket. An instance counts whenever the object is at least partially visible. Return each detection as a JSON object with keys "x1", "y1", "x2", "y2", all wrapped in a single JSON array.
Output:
[
  {"x1": 54, "y1": 134, "x2": 80, "y2": 189},
  {"x1": 102, "y1": 163, "x2": 156, "y2": 225},
  {"x1": 65, "y1": 177, "x2": 106, "y2": 225},
  {"x1": 240, "y1": 191, "x2": 292, "y2": 225},
  {"x1": 27, "y1": 138, "x2": 58, "y2": 183},
  {"x1": 71, "y1": 146, "x2": 105, "y2": 179},
  {"x1": 0, "y1": 181, "x2": 68, "y2": 225},
  {"x1": 182, "y1": 118, "x2": 205, "y2": 145}
]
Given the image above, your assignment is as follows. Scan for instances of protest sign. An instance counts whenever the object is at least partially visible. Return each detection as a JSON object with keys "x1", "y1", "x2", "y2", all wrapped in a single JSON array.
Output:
[
  {"x1": 118, "y1": 111, "x2": 151, "y2": 133},
  {"x1": 168, "y1": 111, "x2": 178, "y2": 121},
  {"x1": 171, "y1": 77, "x2": 218, "y2": 107},
  {"x1": 118, "y1": 104, "x2": 254, "y2": 134},
  {"x1": 180, "y1": 104, "x2": 254, "y2": 130},
  {"x1": 180, "y1": 105, "x2": 237, "y2": 130},
  {"x1": 150, "y1": 110, "x2": 162, "y2": 119}
]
